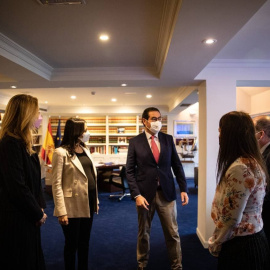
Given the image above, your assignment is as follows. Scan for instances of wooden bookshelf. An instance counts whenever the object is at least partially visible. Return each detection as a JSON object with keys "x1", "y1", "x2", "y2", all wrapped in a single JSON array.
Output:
[{"x1": 49, "y1": 114, "x2": 167, "y2": 155}]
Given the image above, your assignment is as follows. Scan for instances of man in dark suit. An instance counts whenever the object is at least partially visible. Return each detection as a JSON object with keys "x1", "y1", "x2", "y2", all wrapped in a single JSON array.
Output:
[
  {"x1": 254, "y1": 115, "x2": 270, "y2": 246},
  {"x1": 126, "y1": 107, "x2": 189, "y2": 270}
]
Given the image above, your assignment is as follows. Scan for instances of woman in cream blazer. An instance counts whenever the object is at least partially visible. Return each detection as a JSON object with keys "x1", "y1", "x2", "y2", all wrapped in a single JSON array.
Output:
[{"x1": 52, "y1": 117, "x2": 98, "y2": 270}]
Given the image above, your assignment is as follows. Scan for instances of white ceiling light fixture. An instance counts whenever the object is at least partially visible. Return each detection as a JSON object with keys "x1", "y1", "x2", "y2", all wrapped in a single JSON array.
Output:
[
  {"x1": 11, "y1": 85, "x2": 17, "y2": 89},
  {"x1": 202, "y1": 38, "x2": 217, "y2": 45},
  {"x1": 111, "y1": 98, "x2": 117, "y2": 102},
  {"x1": 70, "y1": 95, "x2": 76, "y2": 99},
  {"x1": 146, "y1": 94, "x2": 152, "y2": 98},
  {"x1": 121, "y1": 83, "x2": 127, "y2": 87},
  {"x1": 99, "y1": 35, "x2": 109, "y2": 41}
]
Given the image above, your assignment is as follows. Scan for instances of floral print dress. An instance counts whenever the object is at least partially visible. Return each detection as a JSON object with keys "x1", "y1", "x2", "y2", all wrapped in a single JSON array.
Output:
[{"x1": 208, "y1": 157, "x2": 266, "y2": 257}]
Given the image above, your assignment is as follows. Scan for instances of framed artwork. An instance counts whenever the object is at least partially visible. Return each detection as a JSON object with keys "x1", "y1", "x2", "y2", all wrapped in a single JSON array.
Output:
[{"x1": 174, "y1": 121, "x2": 195, "y2": 137}]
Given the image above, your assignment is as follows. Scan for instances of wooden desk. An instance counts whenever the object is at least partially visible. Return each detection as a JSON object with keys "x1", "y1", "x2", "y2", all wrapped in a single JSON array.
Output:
[{"x1": 96, "y1": 164, "x2": 125, "y2": 192}]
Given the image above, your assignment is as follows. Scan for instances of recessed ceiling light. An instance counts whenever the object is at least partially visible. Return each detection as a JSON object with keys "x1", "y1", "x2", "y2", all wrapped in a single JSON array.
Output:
[
  {"x1": 124, "y1": 92, "x2": 137, "y2": 95},
  {"x1": 71, "y1": 95, "x2": 76, "y2": 99},
  {"x1": 202, "y1": 38, "x2": 217, "y2": 44},
  {"x1": 121, "y1": 83, "x2": 127, "y2": 87},
  {"x1": 146, "y1": 94, "x2": 152, "y2": 98},
  {"x1": 45, "y1": 101, "x2": 48, "y2": 104},
  {"x1": 111, "y1": 98, "x2": 117, "y2": 102},
  {"x1": 11, "y1": 85, "x2": 17, "y2": 89},
  {"x1": 99, "y1": 35, "x2": 109, "y2": 41}
]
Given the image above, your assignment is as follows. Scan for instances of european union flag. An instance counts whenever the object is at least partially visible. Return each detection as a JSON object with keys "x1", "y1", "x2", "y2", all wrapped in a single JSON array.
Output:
[{"x1": 55, "y1": 119, "x2": 62, "y2": 148}]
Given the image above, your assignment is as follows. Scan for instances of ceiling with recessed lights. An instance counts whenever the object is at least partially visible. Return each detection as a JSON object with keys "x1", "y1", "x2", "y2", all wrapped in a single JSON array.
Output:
[{"x1": 0, "y1": 0, "x2": 269, "y2": 111}]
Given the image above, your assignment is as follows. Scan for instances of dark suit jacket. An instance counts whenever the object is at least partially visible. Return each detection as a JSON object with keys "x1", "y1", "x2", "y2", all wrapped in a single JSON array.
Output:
[
  {"x1": 263, "y1": 144, "x2": 270, "y2": 200},
  {"x1": 126, "y1": 132, "x2": 187, "y2": 203},
  {"x1": 0, "y1": 136, "x2": 45, "y2": 223},
  {"x1": 262, "y1": 143, "x2": 270, "y2": 246},
  {"x1": 0, "y1": 135, "x2": 46, "y2": 269}
]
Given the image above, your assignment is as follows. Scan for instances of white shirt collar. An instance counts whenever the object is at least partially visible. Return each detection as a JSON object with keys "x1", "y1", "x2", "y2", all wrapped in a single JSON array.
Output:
[{"x1": 145, "y1": 129, "x2": 159, "y2": 139}]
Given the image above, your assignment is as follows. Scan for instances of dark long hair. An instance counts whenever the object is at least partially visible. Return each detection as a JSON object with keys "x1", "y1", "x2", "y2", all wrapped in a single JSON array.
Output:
[
  {"x1": 217, "y1": 111, "x2": 266, "y2": 183},
  {"x1": 61, "y1": 117, "x2": 86, "y2": 156}
]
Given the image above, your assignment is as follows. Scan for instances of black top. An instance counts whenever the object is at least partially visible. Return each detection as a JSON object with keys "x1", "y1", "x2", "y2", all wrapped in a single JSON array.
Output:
[{"x1": 75, "y1": 151, "x2": 96, "y2": 191}]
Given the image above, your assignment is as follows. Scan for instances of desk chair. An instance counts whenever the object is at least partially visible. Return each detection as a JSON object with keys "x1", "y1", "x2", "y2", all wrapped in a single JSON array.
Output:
[{"x1": 108, "y1": 166, "x2": 130, "y2": 201}]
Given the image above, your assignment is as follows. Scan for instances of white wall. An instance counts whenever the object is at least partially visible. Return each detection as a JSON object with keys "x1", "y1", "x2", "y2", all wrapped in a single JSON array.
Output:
[
  {"x1": 236, "y1": 88, "x2": 251, "y2": 113},
  {"x1": 251, "y1": 90, "x2": 270, "y2": 115}
]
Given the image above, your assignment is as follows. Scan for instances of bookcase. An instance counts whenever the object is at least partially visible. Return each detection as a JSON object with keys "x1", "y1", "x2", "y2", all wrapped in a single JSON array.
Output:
[
  {"x1": 33, "y1": 126, "x2": 43, "y2": 154},
  {"x1": 0, "y1": 112, "x2": 43, "y2": 154},
  {"x1": 49, "y1": 115, "x2": 167, "y2": 155}
]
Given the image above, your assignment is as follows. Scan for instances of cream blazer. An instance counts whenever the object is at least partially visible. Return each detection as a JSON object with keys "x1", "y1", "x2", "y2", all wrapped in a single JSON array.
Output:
[{"x1": 52, "y1": 146, "x2": 98, "y2": 218}]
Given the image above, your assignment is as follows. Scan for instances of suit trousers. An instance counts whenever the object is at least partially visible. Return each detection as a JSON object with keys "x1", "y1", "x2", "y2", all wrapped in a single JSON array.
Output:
[{"x1": 136, "y1": 190, "x2": 182, "y2": 270}]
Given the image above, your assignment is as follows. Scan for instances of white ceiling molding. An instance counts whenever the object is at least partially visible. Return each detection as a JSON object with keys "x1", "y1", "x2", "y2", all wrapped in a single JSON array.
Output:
[
  {"x1": 208, "y1": 59, "x2": 270, "y2": 68},
  {"x1": 168, "y1": 86, "x2": 197, "y2": 112},
  {"x1": 52, "y1": 67, "x2": 159, "y2": 81},
  {"x1": 0, "y1": 33, "x2": 53, "y2": 80},
  {"x1": 155, "y1": 0, "x2": 183, "y2": 77}
]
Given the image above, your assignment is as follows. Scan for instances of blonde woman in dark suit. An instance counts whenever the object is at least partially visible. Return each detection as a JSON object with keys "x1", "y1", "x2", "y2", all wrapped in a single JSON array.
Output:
[
  {"x1": 0, "y1": 94, "x2": 47, "y2": 270},
  {"x1": 52, "y1": 118, "x2": 99, "y2": 270}
]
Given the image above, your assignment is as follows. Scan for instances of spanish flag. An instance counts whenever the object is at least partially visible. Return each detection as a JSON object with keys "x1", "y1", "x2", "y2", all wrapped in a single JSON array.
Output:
[{"x1": 40, "y1": 121, "x2": 55, "y2": 164}]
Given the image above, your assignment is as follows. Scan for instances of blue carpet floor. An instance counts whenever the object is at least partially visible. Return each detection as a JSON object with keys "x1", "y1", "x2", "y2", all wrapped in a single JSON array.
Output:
[{"x1": 41, "y1": 179, "x2": 217, "y2": 270}]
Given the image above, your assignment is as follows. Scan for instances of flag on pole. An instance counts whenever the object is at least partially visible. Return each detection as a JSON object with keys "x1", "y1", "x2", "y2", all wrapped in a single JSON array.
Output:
[
  {"x1": 55, "y1": 119, "x2": 62, "y2": 148},
  {"x1": 40, "y1": 121, "x2": 55, "y2": 165}
]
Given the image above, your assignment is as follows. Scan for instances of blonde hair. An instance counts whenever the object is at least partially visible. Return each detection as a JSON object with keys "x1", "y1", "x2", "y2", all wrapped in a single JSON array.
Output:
[{"x1": 0, "y1": 94, "x2": 39, "y2": 155}]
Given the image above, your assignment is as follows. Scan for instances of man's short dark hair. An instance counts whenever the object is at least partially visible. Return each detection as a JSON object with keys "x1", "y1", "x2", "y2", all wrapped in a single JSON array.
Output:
[
  {"x1": 255, "y1": 116, "x2": 270, "y2": 138},
  {"x1": 142, "y1": 107, "x2": 160, "y2": 124}
]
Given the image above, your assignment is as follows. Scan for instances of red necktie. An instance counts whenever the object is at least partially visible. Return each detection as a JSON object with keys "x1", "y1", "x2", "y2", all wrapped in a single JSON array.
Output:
[{"x1": 151, "y1": 135, "x2": 160, "y2": 163}]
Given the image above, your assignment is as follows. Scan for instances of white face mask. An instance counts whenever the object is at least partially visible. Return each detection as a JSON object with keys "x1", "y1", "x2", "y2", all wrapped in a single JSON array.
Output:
[
  {"x1": 79, "y1": 131, "x2": 90, "y2": 143},
  {"x1": 147, "y1": 121, "x2": 162, "y2": 134}
]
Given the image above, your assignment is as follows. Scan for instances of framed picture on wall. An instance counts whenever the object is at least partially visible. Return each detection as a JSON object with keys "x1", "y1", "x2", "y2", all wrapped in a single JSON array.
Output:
[{"x1": 174, "y1": 121, "x2": 195, "y2": 138}]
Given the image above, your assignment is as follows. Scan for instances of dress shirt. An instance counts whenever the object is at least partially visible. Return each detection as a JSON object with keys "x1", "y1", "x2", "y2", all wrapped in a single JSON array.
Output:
[
  {"x1": 134, "y1": 130, "x2": 160, "y2": 199},
  {"x1": 145, "y1": 130, "x2": 160, "y2": 152}
]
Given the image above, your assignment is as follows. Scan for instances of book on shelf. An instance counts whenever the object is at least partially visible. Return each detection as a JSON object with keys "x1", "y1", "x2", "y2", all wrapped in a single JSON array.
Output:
[
  {"x1": 108, "y1": 116, "x2": 137, "y2": 124},
  {"x1": 118, "y1": 146, "x2": 128, "y2": 153},
  {"x1": 89, "y1": 146, "x2": 106, "y2": 154}
]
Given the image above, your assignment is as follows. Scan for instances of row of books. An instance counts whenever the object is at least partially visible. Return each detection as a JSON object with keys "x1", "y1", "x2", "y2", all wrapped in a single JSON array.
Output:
[
  {"x1": 81, "y1": 117, "x2": 106, "y2": 124},
  {"x1": 89, "y1": 137, "x2": 106, "y2": 143},
  {"x1": 89, "y1": 146, "x2": 106, "y2": 154},
  {"x1": 108, "y1": 116, "x2": 137, "y2": 124},
  {"x1": 108, "y1": 127, "x2": 137, "y2": 133},
  {"x1": 107, "y1": 146, "x2": 128, "y2": 154}
]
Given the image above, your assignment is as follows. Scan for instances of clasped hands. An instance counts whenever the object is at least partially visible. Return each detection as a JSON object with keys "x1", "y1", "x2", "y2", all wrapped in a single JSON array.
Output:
[{"x1": 36, "y1": 210, "x2": 47, "y2": 227}]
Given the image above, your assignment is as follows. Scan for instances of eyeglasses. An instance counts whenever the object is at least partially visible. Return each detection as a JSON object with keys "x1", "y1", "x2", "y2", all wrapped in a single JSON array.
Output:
[{"x1": 148, "y1": 117, "x2": 162, "y2": 122}]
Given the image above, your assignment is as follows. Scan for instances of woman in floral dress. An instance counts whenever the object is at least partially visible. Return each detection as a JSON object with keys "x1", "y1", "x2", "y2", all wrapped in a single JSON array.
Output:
[{"x1": 209, "y1": 111, "x2": 270, "y2": 270}]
